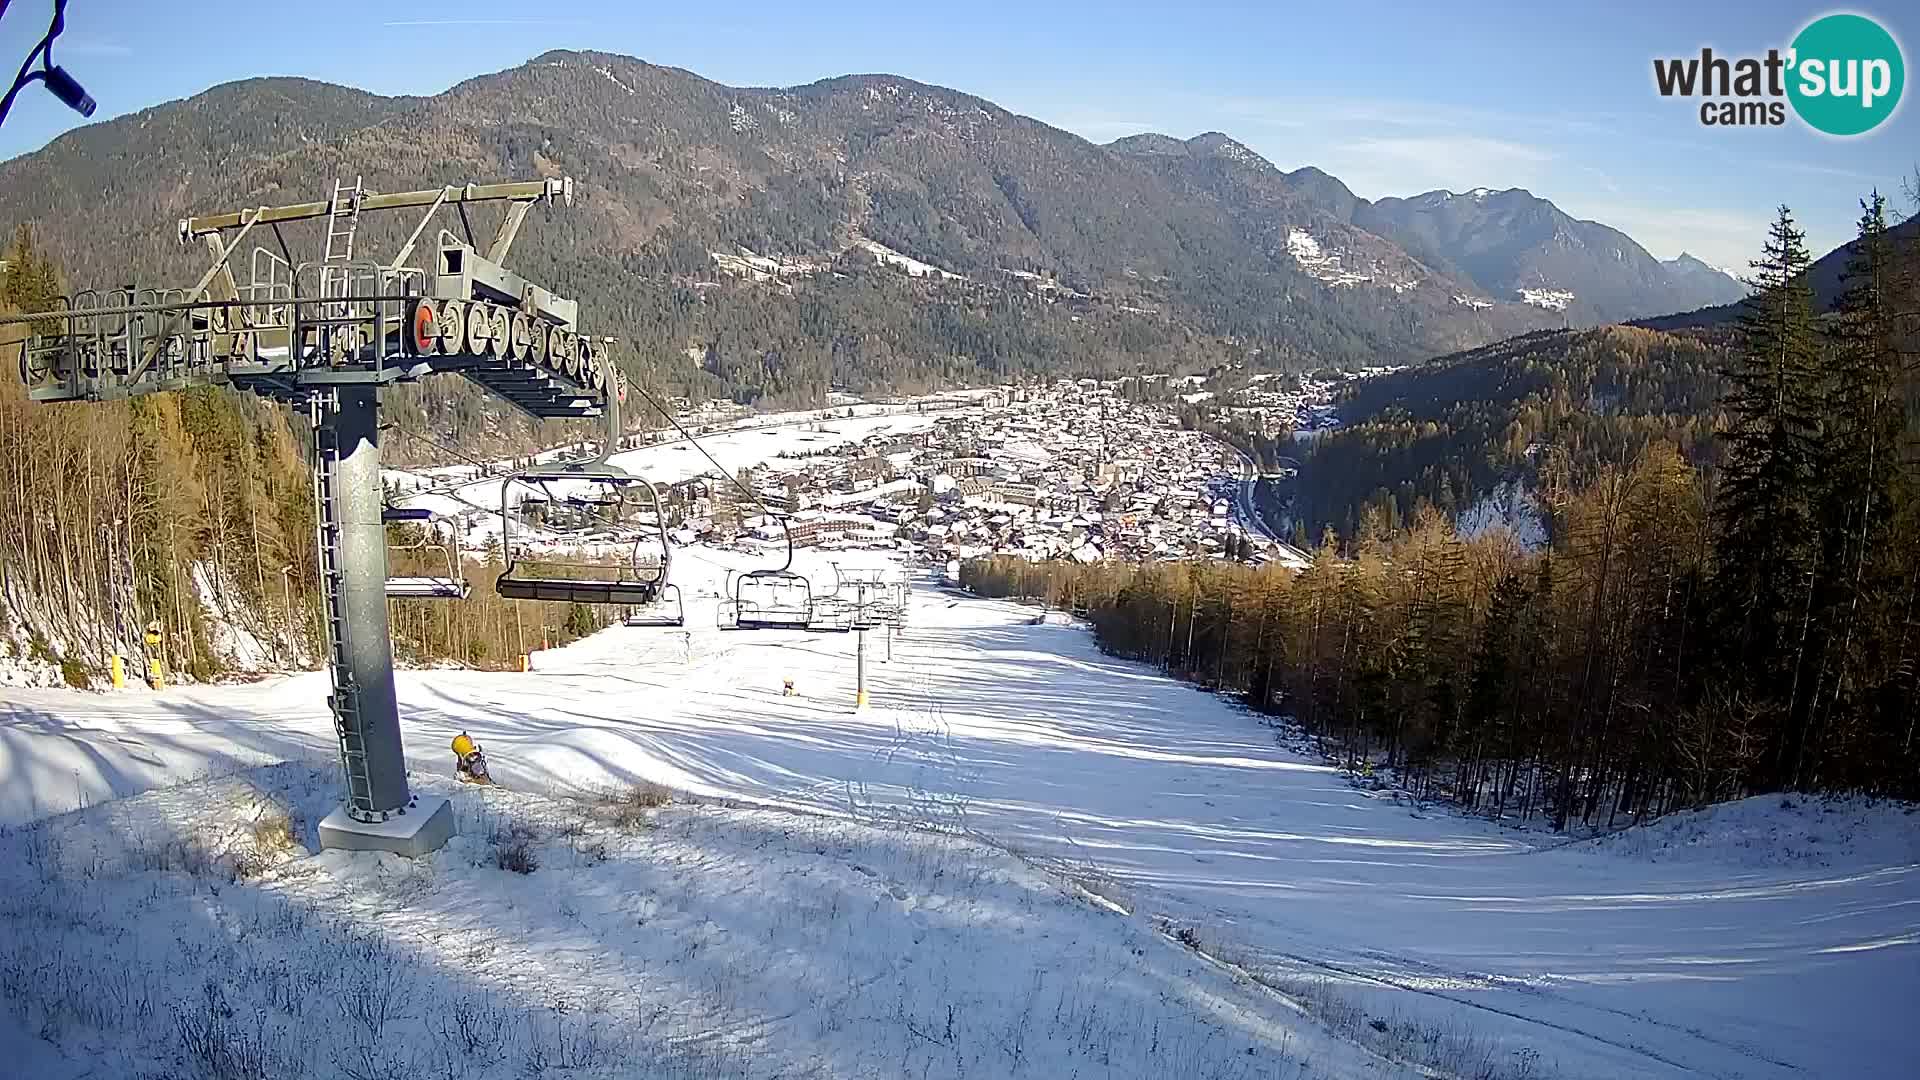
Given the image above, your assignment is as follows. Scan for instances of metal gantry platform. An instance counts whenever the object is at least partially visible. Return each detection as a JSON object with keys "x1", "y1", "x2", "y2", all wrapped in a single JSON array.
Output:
[{"x1": 3, "y1": 175, "x2": 619, "y2": 855}]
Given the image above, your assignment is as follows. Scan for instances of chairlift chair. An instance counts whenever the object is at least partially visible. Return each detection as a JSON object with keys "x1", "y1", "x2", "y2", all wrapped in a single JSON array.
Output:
[
  {"x1": 807, "y1": 595, "x2": 855, "y2": 633},
  {"x1": 381, "y1": 507, "x2": 471, "y2": 600},
  {"x1": 623, "y1": 581, "x2": 686, "y2": 628},
  {"x1": 495, "y1": 462, "x2": 675, "y2": 605},
  {"x1": 724, "y1": 567, "x2": 814, "y2": 630},
  {"x1": 849, "y1": 602, "x2": 883, "y2": 631}
]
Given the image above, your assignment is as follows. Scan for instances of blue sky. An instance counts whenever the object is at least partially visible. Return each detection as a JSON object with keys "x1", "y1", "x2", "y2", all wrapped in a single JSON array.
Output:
[{"x1": 2, "y1": 0, "x2": 1913, "y2": 269}]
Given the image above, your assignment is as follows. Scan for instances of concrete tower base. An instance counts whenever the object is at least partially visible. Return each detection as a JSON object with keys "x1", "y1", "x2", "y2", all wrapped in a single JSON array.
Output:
[{"x1": 318, "y1": 796, "x2": 454, "y2": 857}]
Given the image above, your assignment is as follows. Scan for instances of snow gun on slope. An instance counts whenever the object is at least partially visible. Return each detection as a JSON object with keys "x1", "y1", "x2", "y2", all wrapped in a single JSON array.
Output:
[{"x1": 452, "y1": 731, "x2": 492, "y2": 785}]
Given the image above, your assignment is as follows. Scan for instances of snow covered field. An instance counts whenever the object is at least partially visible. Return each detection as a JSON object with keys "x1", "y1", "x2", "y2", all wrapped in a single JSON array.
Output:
[
  {"x1": 1, "y1": 764, "x2": 1353, "y2": 1079},
  {"x1": 2, "y1": 561, "x2": 1916, "y2": 1078}
]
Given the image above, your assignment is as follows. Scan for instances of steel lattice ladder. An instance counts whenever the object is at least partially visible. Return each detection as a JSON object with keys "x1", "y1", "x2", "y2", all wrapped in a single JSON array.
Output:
[
  {"x1": 319, "y1": 176, "x2": 362, "y2": 303},
  {"x1": 311, "y1": 395, "x2": 377, "y2": 819}
]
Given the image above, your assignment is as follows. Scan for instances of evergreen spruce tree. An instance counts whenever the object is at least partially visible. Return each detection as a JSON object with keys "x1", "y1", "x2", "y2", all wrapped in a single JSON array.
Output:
[
  {"x1": 1707, "y1": 207, "x2": 1823, "y2": 787},
  {"x1": 1801, "y1": 193, "x2": 1918, "y2": 788}
]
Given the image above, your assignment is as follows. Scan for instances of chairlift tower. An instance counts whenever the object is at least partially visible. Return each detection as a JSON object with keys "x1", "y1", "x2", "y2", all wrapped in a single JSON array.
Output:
[{"x1": 4, "y1": 176, "x2": 621, "y2": 856}]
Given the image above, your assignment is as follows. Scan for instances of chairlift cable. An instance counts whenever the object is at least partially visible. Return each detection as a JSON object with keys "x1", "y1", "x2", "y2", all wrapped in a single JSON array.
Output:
[{"x1": 627, "y1": 382, "x2": 794, "y2": 574}]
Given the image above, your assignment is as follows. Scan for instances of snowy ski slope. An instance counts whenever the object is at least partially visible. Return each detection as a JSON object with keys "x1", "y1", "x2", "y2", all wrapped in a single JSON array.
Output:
[{"x1": 1, "y1": 556, "x2": 1916, "y2": 1077}]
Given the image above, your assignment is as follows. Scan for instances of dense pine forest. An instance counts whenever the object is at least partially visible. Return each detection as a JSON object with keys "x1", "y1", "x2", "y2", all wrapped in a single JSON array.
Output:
[
  {"x1": 1294, "y1": 325, "x2": 1728, "y2": 538},
  {"x1": 967, "y1": 199, "x2": 1920, "y2": 818}
]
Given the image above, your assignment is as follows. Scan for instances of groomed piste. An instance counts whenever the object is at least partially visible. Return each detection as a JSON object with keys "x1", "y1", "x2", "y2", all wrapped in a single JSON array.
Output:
[{"x1": 2, "y1": 548, "x2": 1915, "y2": 1079}]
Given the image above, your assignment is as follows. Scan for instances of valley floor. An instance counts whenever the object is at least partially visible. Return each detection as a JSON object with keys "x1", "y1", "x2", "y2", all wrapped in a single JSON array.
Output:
[{"x1": 2, "y1": 547, "x2": 1915, "y2": 1078}]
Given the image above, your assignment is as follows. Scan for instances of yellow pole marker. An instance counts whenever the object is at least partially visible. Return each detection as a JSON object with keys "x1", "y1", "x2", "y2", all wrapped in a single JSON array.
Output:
[
  {"x1": 144, "y1": 620, "x2": 166, "y2": 690},
  {"x1": 110, "y1": 654, "x2": 125, "y2": 689}
]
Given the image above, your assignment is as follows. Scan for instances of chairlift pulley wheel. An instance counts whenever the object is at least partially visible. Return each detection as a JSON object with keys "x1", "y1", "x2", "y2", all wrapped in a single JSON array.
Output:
[
  {"x1": 438, "y1": 299, "x2": 466, "y2": 354},
  {"x1": 410, "y1": 300, "x2": 438, "y2": 356},
  {"x1": 437, "y1": 299, "x2": 462, "y2": 354},
  {"x1": 495, "y1": 307, "x2": 518, "y2": 361},
  {"x1": 464, "y1": 303, "x2": 491, "y2": 356},
  {"x1": 510, "y1": 311, "x2": 533, "y2": 362},
  {"x1": 529, "y1": 320, "x2": 549, "y2": 367},
  {"x1": 585, "y1": 342, "x2": 607, "y2": 392}
]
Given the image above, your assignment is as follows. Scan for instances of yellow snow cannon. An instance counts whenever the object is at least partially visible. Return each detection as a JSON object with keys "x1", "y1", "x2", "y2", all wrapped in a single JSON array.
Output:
[{"x1": 452, "y1": 731, "x2": 492, "y2": 785}]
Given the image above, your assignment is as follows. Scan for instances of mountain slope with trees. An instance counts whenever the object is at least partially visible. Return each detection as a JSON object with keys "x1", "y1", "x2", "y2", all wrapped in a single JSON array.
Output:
[
  {"x1": 1294, "y1": 324, "x2": 1728, "y2": 539},
  {"x1": 0, "y1": 50, "x2": 1735, "y2": 416}
]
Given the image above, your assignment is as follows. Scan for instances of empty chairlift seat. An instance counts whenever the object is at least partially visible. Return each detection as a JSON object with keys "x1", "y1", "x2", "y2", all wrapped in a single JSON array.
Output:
[
  {"x1": 724, "y1": 569, "x2": 813, "y2": 630},
  {"x1": 382, "y1": 507, "x2": 471, "y2": 600},
  {"x1": 494, "y1": 462, "x2": 676, "y2": 606},
  {"x1": 623, "y1": 582, "x2": 686, "y2": 628},
  {"x1": 807, "y1": 596, "x2": 855, "y2": 632}
]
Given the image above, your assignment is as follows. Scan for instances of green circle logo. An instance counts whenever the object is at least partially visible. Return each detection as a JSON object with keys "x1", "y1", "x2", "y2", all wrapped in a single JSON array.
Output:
[{"x1": 1788, "y1": 13, "x2": 1904, "y2": 136}]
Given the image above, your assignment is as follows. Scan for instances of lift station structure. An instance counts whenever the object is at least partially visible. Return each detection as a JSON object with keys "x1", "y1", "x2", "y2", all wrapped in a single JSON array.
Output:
[{"x1": 5, "y1": 176, "x2": 618, "y2": 855}]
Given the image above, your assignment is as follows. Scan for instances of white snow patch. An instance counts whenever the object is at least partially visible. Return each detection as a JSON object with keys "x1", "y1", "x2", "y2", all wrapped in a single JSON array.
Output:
[
  {"x1": 1285, "y1": 229, "x2": 1325, "y2": 262},
  {"x1": 1454, "y1": 481, "x2": 1547, "y2": 551},
  {"x1": 0, "y1": 644, "x2": 61, "y2": 688},
  {"x1": 710, "y1": 247, "x2": 821, "y2": 282},
  {"x1": 1285, "y1": 229, "x2": 1416, "y2": 291},
  {"x1": 191, "y1": 564, "x2": 274, "y2": 670},
  {"x1": 853, "y1": 238, "x2": 965, "y2": 280},
  {"x1": 1518, "y1": 287, "x2": 1576, "y2": 311},
  {"x1": 1209, "y1": 138, "x2": 1274, "y2": 171},
  {"x1": 1452, "y1": 294, "x2": 1495, "y2": 311},
  {"x1": 594, "y1": 65, "x2": 634, "y2": 95},
  {"x1": 1588, "y1": 794, "x2": 1920, "y2": 871}
]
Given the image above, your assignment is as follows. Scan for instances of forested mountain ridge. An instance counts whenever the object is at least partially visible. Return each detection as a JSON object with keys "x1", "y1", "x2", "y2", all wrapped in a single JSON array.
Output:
[
  {"x1": 0, "y1": 49, "x2": 1741, "y2": 419},
  {"x1": 1294, "y1": 325, "x2": 1730, "y2": 538}
]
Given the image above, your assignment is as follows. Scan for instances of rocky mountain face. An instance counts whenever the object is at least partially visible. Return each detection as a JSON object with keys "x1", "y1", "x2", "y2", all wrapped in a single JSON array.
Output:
[{"x1": 1343, "y1": 188, "x2": 1748, "y2": 323}]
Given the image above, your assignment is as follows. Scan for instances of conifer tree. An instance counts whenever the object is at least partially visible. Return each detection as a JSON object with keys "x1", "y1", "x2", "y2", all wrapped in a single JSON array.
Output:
[
  {"x1": 1708, "y1": 206, "x2": 1823, "y2": 786},
  {"x1": 1797, "y1": 195, "x2": 1904, "y2": 784}
]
